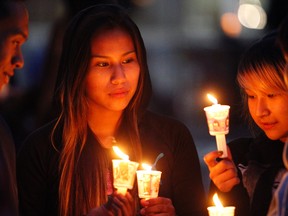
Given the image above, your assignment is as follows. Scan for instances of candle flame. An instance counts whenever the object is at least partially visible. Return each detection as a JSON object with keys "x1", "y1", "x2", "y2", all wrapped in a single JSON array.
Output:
[
  {"x1": 112, "y1": 146, "x2": 129, "y2": 160},
  {"x1": 213, "y1": 193, "x2": 224, "y2": 209},
  {"x1": 207, "y1": 94, "x2": 218, "y2": 105},
  {"x1": 142, "y1": 163, "x2": 152, "y2": 171}
]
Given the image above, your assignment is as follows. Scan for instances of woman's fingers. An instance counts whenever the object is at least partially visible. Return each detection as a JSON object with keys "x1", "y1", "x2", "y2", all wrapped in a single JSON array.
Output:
[
  {"x1": 203, "y1": 151, "x2": 223, "y2": 169},
  {"x1": 140, "y1": 197, "x2": 175, "y2": 215},
  {"x1": 112, "y1": 192, "x2": 134, "y2": 216},
  {"x1": 209, "y1": 159, "x2": 240, "y2": 192}
]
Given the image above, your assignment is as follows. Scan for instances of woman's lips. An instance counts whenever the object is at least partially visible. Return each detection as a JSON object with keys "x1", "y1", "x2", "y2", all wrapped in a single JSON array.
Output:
[
  {"x1": 260, "y1": 122, "x2": 277, "y2": 130},
  {"x1": 109, "y1": 89, "x2": 129, "y2": 98}
]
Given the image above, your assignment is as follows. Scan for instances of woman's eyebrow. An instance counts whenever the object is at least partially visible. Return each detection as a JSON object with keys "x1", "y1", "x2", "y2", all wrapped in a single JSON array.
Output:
[{"x1": 91, "y1": 50, "x2": 136, "y2": 58}]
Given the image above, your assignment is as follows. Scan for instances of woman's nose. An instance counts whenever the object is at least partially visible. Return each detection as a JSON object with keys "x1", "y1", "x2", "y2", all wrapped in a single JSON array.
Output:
[
  {"x1": 255, "y1": 98, "x2": 269, "y2": 117},
  {"x1": 111, "y1": 65, "x2": 126, "y2": 84}
]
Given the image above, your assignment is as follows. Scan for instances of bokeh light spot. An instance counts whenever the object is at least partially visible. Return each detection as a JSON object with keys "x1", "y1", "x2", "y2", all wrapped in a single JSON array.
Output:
[
  {"x1": 220, "y1": 12, "x2": 242, "y2": 37},
  {"x1": 238, "y1": 4, "x2": 267, "y2": 29}
]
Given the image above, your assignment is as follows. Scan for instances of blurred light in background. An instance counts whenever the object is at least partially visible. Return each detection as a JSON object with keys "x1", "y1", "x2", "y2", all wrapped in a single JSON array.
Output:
[
  {"x1": 238, "y1": 1, "x2": 267, "y2": 29},
  {"x1": 220, "y1": 12, "x2": 242, "y2": 37}
]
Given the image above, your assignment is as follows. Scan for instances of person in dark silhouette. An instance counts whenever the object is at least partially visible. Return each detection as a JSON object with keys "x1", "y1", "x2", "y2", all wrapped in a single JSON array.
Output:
[{"x1": 0, "y1": 0, "x2": 28, "y2": 215}]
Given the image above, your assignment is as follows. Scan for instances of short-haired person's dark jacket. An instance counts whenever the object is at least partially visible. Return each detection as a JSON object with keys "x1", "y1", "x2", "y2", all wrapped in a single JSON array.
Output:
[
  {"x1": 208, "y1": 133, "x2": 285, "y2": 216},
  {"x1": 0, "y1": 116, "x2": 18, "y2": 216}
]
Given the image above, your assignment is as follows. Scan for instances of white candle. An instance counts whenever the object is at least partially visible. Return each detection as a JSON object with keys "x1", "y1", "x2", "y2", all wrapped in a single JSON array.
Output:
[
  {"x1": 207, "y1": 193, "x2": 235, "y2": 216},
  {"x1": 112, "y1": 146, "x2": 139, "y2": 195},
  {"x1": 204, "y1": 94, "x2": 230, "y2": 158},
  {"x1": 136, "y1": 163, "x2": 162, "y2": 199}
]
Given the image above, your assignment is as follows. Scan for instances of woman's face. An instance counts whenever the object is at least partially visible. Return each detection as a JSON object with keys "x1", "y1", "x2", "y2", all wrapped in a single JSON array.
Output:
[
  {"x1": 245, "y1": 79, "x2": 288, "y2": 143},
  {"x1": 85, "y1": 27, "x2": 140, "y2": 114}
]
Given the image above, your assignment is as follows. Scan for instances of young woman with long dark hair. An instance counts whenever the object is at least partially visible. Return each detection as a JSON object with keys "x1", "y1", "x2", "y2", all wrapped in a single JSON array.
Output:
[{"x1": 17, "y1": 4, "x2": 206, "y2": 216}]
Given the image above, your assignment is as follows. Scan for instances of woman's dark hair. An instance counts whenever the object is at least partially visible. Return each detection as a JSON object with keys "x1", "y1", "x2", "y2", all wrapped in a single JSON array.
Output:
[
  {"x1": 277, "y1": 15, "x2": 288, "y2": 60},
  {"x1": 52, "y1": 4, "x2": 152, "y2": 215}
]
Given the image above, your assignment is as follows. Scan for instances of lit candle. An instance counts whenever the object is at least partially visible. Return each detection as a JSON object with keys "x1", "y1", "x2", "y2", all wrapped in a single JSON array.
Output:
[
  {"x1": 136, "y1": 163, "x2": 162, "y2": 199},
  {"x1": 112, "y1": 146, "x2": 139, "y2": 195},
  {"x1": 207, "y1": 193, "x2": 235, "y2": 216},
  {"x1": 204, "y1": 94, "x2": 230, "y2": 158}
]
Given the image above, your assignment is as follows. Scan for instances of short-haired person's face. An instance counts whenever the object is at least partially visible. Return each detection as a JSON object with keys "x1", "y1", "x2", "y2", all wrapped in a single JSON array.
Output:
[
  {"x1": 85, "y1": 28, "x2": 140, "y2": 114},
  {"x1": 0, "y1": 2, "x2": 28, "y2": 90},
  {"x1": 245, "y1": 79, "x2": 288, "y2": 142}
]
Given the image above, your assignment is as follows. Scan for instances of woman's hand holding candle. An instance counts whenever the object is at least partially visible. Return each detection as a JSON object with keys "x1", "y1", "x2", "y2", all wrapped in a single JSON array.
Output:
[
  {"x1": 107, "y1": 191, "x2": 134, "y2": 216},
  {"x1": 203, "y1": 148, "x2": 240, "y2": 192},
  {"x1": 87, "y1": 191, "x2": 134, "y2": 216},
  {"x1": 139, "y1": 197, "x2": 176, "y2": 216}
]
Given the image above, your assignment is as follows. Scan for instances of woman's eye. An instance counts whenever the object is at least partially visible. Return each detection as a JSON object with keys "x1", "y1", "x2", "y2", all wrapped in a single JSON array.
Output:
[
  {"x1": 97, "y1": 62, "x2": 109, "y2": 67},
  {"x1": 267, "y1": 94, "x2": 275, "y2": 98},
  {"x1": 122, "y1": 58, "x2": 134, "y2": 64},
  {"x1": 247, "y1": 94, "x2": 255, "y2": 99},
  {"x1": 12, "y1": 40, "x2": 20, "y2": 46}
]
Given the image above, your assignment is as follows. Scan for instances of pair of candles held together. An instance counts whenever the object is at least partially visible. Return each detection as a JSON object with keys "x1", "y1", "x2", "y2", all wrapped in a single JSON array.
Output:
[{"x1": 112, "y1": 146, "x2": 162, "y2": 198}]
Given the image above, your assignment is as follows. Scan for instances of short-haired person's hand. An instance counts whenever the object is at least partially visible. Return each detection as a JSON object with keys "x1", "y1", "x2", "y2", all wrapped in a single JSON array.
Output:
[
  {"x1": 203, "y1": 147, "x2": 240, "y2": 192},
  {"x1": 139, "y1": 197, "x2": 176, "y2": 215},
  {"x1": 87, "y1": 191, "x2": 134, "y2": 216}
]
